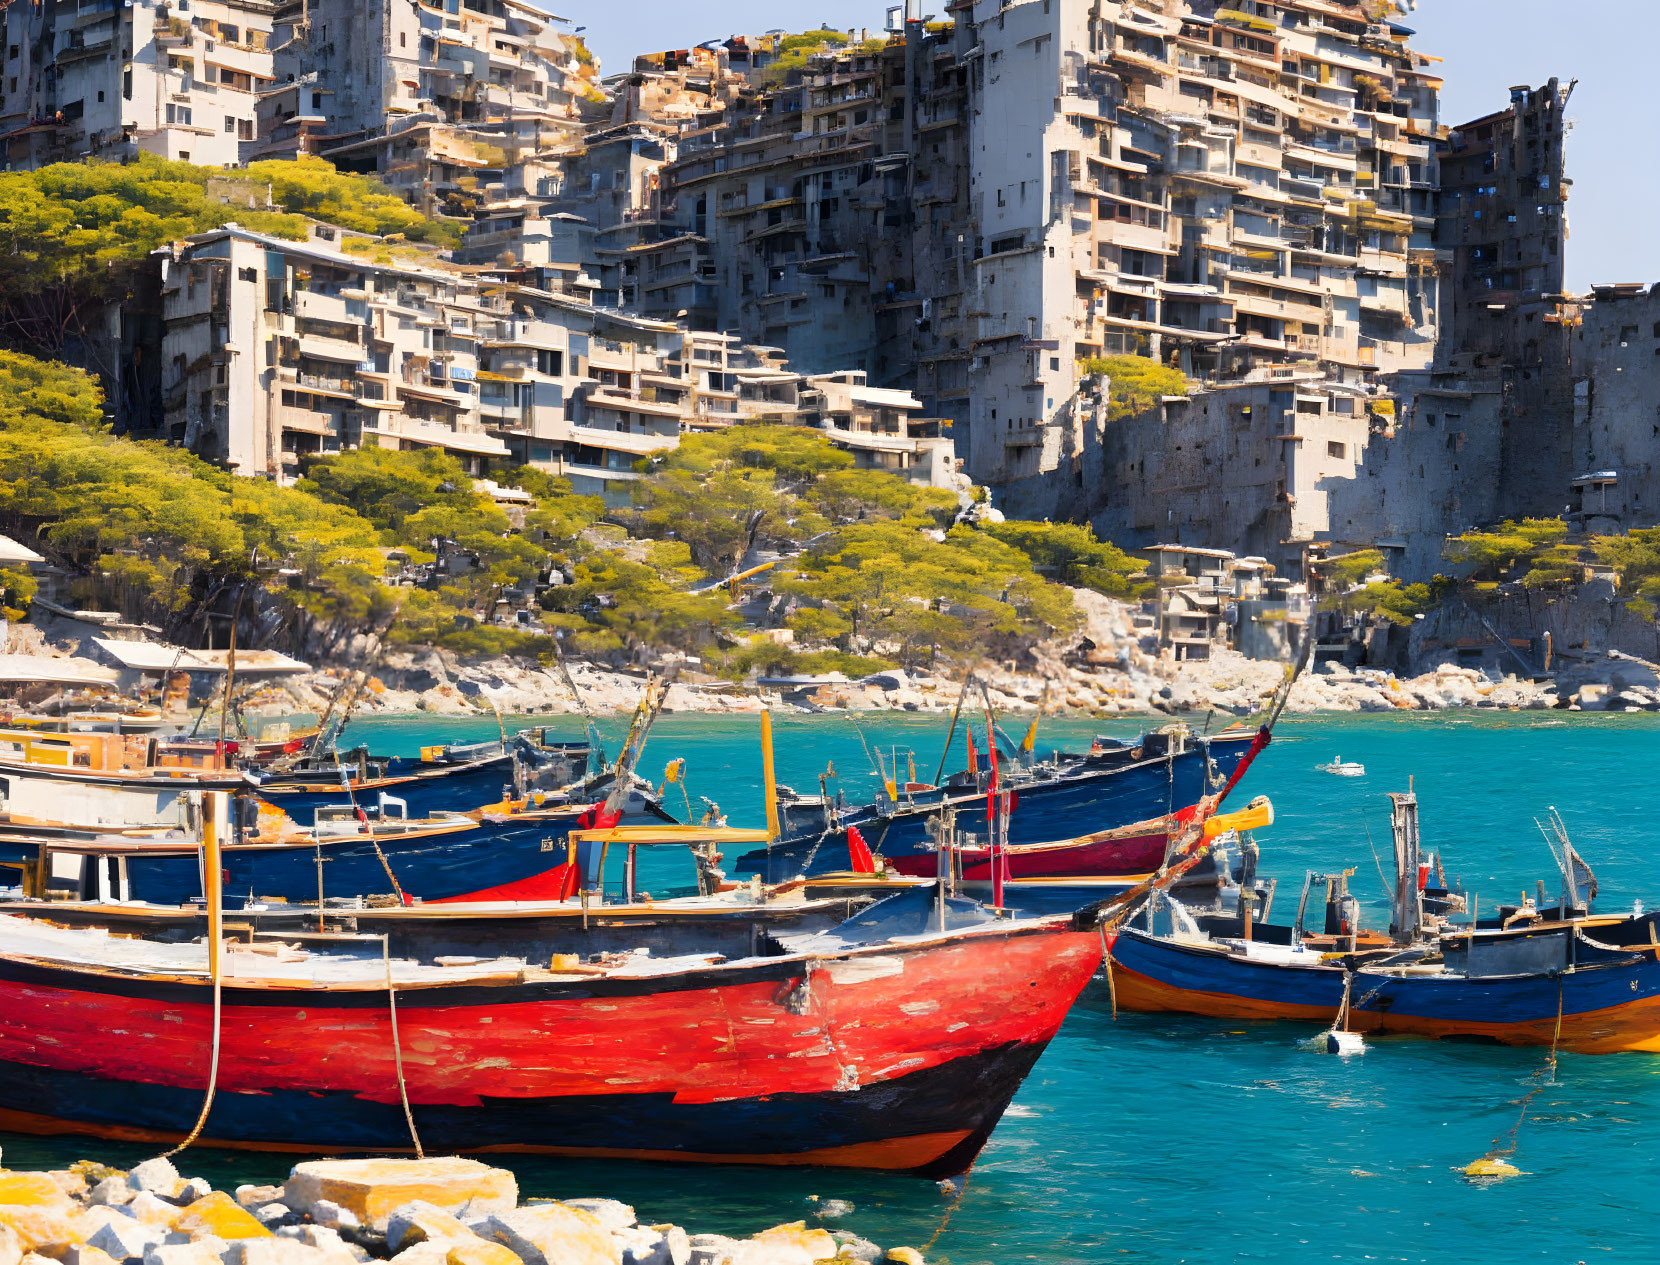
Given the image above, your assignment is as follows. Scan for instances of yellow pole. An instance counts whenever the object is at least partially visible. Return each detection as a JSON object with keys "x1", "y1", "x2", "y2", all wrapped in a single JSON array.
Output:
[
  {"x1": 203, "y1": 792, "x2": 224, "y2": 982},
  {"x1": 760, "y1": 711, "x2": 781, "y2": 843}
]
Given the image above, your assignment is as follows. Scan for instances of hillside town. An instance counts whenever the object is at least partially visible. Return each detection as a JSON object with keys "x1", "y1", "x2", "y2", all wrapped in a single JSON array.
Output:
[{"x1": 0, "y1": 0, "x2": 1658, "y2": 701}]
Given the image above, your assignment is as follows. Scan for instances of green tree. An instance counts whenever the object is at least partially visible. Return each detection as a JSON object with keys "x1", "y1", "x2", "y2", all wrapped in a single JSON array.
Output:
[
  {"x1": 981, "y1": 520, "x2": 1151, "y2": 598},
  {"x1": 1444, "y1": 519, "x2": 1576, "y2": 589}
]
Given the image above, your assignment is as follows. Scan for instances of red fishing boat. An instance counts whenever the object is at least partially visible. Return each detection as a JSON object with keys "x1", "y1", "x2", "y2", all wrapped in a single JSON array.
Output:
[{"x1": 0, "y1": 895, "x2": 1103, "y2": 1175}]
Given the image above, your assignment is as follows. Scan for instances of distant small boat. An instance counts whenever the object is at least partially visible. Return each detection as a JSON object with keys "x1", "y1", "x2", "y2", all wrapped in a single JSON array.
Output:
[{"x1": 1317, "y1": 757, "x2": 1365, "y2": 777}]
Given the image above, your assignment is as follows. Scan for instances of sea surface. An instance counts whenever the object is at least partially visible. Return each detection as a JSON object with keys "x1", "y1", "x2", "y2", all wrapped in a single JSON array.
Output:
[{"x1": 6, "y1": 710, "x2": 1659, "y2": 1263}]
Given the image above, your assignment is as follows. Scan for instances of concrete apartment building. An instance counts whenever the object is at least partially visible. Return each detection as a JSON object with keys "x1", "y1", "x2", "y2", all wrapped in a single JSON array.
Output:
[
  {"x1": 540, "y1": 1, "x2": 1441, "y2": 527},
  {"x1": 160, "y1": 224, "x2": 511, "y2": 480},
  {"x1": 1, "y1": 0, "x2": 275, "y2": 168},
  {"x1": 155, "y1": 218, "x2": 958, "y2": 503},
  {"x1": 256, "y1": 0, "x2": 591, "y2": 212}
]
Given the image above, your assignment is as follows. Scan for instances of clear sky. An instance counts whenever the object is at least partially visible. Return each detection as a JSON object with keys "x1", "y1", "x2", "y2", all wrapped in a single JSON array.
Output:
[{"x1": 569, "y1": 0, "x2": 1658, "y2": 292}]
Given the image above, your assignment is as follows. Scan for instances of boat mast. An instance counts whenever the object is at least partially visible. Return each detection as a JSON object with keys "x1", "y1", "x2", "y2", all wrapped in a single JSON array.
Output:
[{"x1": 1388, "y1": 788, "x2": 1424, "y2": 946}]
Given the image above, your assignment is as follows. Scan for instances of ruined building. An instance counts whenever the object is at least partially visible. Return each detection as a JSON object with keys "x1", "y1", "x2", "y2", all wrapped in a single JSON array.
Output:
[
  {"x1": 544, "y1": 1, "x2": 1442, "y2": 521},
  {"x1": 0, "y1": 0, "x2": 275, "y2": 167},
  {"x1": 255, "y1": 0, "x2": 593, "y2": 215}
]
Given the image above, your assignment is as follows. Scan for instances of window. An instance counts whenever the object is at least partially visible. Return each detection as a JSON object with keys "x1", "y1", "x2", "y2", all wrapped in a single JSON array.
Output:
[
  {"x1": 123, "y1": 68, "x2": 132, "y2": 99},
  {"x1": 239, "y1": 119, "x2": 253, "y2": 140},
  {"x1": 400, "y1": 32, "x2": 407, "y2": 47},
  {"x1": 225, "y1": 116, "x2": 235, "y2": 133},
  {"x1": 536, "y1": 349, "x2": 562, "y2": 376},
  {"x1": 1327, "y1": 441, "x2": 1345, "y2": 459},
  {"x1": 238, "y1": 267, "x2": 257, "y2": 283},
  {"x1": 311, "y1": 92, "x2": 323, "y2": 109},
  {"x1": 97, "y1": 90, "x2": 104, "y2": 102}
]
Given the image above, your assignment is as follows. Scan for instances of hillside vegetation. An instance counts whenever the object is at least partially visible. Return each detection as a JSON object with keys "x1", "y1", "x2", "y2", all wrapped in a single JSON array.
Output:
[
  {"x1": 0, "y1": 352, "x2": 1117, "y2": 676},
  {"x1": 0, "y1": 155, "x2": 457, "y2": 359}
]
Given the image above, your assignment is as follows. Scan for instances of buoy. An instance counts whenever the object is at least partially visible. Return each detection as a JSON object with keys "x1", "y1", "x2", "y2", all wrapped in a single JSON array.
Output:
[
  {"x1": 1324, "y1": 1028, "x2": 1365, "y2": 1055},
  {"x1": 1463, "y1": 1157, "x2": 1522, "y2": 1180}
]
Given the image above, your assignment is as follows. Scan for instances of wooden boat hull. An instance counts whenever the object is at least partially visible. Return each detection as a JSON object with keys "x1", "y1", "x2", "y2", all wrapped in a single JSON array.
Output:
[
  {"x1": 885, "y1": 818, "x2": 1174, "y2": 881},
  {"x1": 254, "y1": 755, "x2": 519, "y2": 823},
  {"x1": 737, "y1": 732, "x2": 1261, "y2": 883},
  {"x1": 1107, "y1": 924, "x2": 1660, "y2": 1053},
  {"x1": 19, "y1": 809, "x2": 616, "y2": 906},
  {"x1": 0, "y1": 921, "x2": 1102, "y2": 1173}
]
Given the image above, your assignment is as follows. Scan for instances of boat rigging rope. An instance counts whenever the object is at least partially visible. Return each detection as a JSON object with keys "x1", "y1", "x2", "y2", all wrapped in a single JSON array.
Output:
[{"x1": 383, "y1": 935, "x2": 425, "y2": 1158}]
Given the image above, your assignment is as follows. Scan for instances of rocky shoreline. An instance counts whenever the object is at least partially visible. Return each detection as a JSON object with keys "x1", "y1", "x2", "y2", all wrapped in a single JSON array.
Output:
[
  {"x1": 17, "y1": 589, "x2": 1656, "y2": 724},
  {"x1": 0, "y1": 1153, "x2": 922, "y2": 1265}
]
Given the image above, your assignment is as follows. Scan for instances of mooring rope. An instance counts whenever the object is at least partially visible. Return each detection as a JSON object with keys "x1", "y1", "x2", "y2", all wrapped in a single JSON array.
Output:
[
  {"x1": 383, "y1": 935, "x2": 425, "y2": 1157},
  {"x1": 1467, "y1": 975, "x2": 1566, "y2": 1176},
  {"x1": 162, "y1": 961, "x2": 223, "y2": 1159}
]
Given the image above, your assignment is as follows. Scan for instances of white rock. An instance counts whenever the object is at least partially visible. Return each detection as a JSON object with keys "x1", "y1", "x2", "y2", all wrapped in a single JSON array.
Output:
[
  {"x1": 272, "y1": 1227, "x2": 364, "y2": 1264},
  {"x1": 685, "y1": 1235, "x2": 741, "y2": 1265},
  {"x1": 176, "y1": 1181, "x2": 214, "y2": 1206},
  {"x1": 234, "y1": 1187, "x2": 284, "y2": 1212},
  {"x1": 304, "y1": 1203, "x2": 357, "y2": 1233},
  {"x1": 90, "y1": 1178, "x2": 137, "y2": 1208},
  {"x1": 830, "y1": 1235, "x2": 880, "y2": 1263},
  {"x1": 125, "y1": 1193, "x2": 180, "y2": 1227},
  {"x1": 127, "y1": 1160, "x2": 181, "y2": 1197},
  {"x1": 223, "y1": 1242, "x2": 340, "y2": 1265},
  {"x1": 613, "y1": 1227, "x2": 674, "y2": 1265},
  {"x1": 562, "y1": 1201, "x2": 635, "y2": 1236},
  {"x1": 253, "y1": 1206, "x2": 291, "y2": 1227},
  {"x1": 812, "y1": 1201, "x2": 853, "y2": 1220},
  {"x1": 144, "y1": 1240, "x2": 228, "y2": 1265},
  {"x1": 84, "y1": 1209, "x2": 165, "y2": 1262}
]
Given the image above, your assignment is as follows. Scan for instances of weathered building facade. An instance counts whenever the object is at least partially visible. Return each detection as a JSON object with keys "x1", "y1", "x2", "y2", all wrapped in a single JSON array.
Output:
[{"x1": 1, "y1": 0, "x2": 275, "y2": 168}]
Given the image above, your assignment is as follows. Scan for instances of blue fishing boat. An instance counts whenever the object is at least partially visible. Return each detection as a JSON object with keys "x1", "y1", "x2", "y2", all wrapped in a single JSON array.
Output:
[
  {"x1": 736, "y1": 726, "x2": 1265, "y2": 883},
  {"x1": 250, "y1": 732, "x2": 592, "y2": 824},
  {"x1": 1105, "y1": 793, "x2": 1660, "y2": 1052},
  {"x1": 13, "y1": 782, "x2": 675, "y2": 908}
]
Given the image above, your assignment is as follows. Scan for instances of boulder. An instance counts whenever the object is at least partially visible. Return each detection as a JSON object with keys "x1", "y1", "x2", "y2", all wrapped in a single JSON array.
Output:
[
  {"x1": 730, "y1": 1223, "x2": 836, "y2": 1265},
  {"x1": 172, "y1": 1196, "x2": 271, "y2": 1243},
  {"x1": 229, "y1": 1196, "x2": 278, "y2": 1217},
  {"x1": 385, "y1": 1205, "x2": 472, "y2": 1255},
  {"x1": 123, "y1": 1197, "x2": 181, "y2": 1231},
  {"x1": 439, "y1": 1242, "x2": 521, "y2": 1265},
  {"x1": 610, "y1": 1229, "x2": 673, "y2": 1265},
  {"x1": 142, "y1": 1241, "x2": 228, "y2": 1265},
  {"x1": 222, "y1": 1241, "x2": 339, "y2": 1265},
  {"x1": 827, "y1": 1235, "x2": 879, "y2": 1263},
  {"x1": 250, "y1": 1214, "x2": 288, "y2": 1232},
  {"x1": 301, "y1": 1206, "x2": 354, "y2": 1235},
  {"x1": 684, "y1": 1236, "x2": 739, "y2": 1265},
  {"x1": 272, "y1": 1228, "x2": 362, "y2": 1265},
  {"x1": 560, "y1": 1204, "x2": 633, "y2": 1237},
  {"x1": 174, "y1": 1187, "x2": 212, "y2": 1211},
  {"x1": 478, "y1": 1205, "x2": 615, "y2": 1265},
  {"x1": 1, "y1": 1223, "x2": 20, "y2": 1265},
  {"x1": 125, "y1": 1165, "x2": 181, "y2": 1201},
  {"x1": 38, "y1": 1248, "x2": 121, "y2": 1265},
  {"x1": 284, "y1": 1163, "x2": 517, "y2": 1236},
  {"x1": 0, "y1": 1173, "x2": 83, "y2": 1250},
  {"x1": 83, "y1": 1208, "x2": 166, "y2": 1263},
  {"x1": 86, "y1": 1185, "x2": 133, "y2": 1212},
  {"x1": 884, "y1": 1250, "x2": 924, "y2": 1265}
]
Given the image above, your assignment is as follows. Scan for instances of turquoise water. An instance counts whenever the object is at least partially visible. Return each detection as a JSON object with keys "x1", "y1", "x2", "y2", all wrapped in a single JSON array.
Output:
[{"x1": 6, "y1": 712, "x2": 1660, "y2": 1262}]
